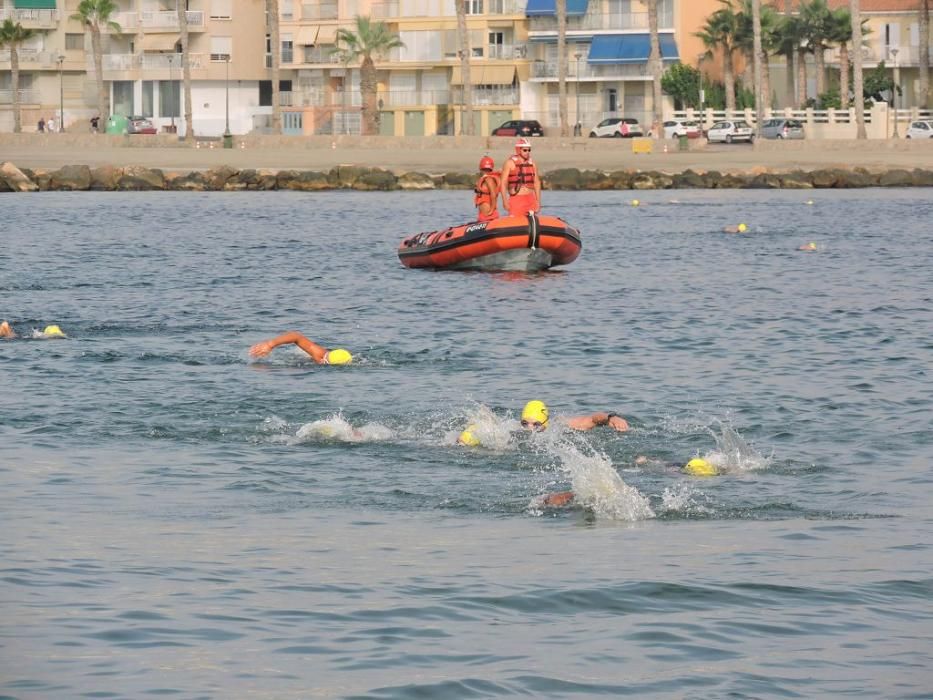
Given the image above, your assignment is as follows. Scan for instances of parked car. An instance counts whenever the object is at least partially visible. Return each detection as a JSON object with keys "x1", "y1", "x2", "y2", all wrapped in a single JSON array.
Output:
[
  {"x1": 589, "y1": 117, "x2": 644, "y2": 138},
  {"x1": 760, "y1": 118, "x2": 805, "y2": 139},
  {"x1": 662, "y1": 119, "x2": 701, "y2": 139},
  {"x1": 905, "y1": 119, "x2": 933, "y2": 139},
  {"x1": 706, "y1": 120, "x2": 754, "y2": 143},
  {"x1": 491, "y1": 119, "x2": 544, "y2": 137},
  {"x1": 127, "y1": 116, "x2": 157, "y2": 135}
]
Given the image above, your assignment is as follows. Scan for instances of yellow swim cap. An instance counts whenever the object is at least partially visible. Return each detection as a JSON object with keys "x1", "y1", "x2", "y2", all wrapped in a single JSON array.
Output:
[
  {"x1": 631, "y1": 199, "x2": 640, "y2": 207},
  {"x1": 324, "y1": 348, "x2": 352, "y2": 365},
  {"x1": 737, "y1": 223, "x2": 747, "y2": 233},
  {"x1": 683, "y1": 458, "x2": 718, "y2": 477},
  {"x1": 43, "y1": 325, "x2": 66, "y2": 337},
  {"x1": 458, "y1": 425, "x2": 481, "y2": 447},
  {"x1": 521, "y1": 400, "x2": 549, "y2": 429}
]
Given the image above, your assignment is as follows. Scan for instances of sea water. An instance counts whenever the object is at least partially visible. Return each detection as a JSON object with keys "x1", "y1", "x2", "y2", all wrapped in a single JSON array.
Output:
[{"x1": 2, "y1": 189, "x2": 932, "y2": 699}]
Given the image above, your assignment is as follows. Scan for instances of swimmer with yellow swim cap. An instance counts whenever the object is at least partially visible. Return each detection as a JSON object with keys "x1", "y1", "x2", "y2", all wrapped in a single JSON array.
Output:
[
  {"x1": 723, "y1": 223, "x2": 748, "y2": 234},
  {"x1": 798, "y1": 241, "x2": 818, "y2": 251},
  {"x1": 249, "y1": 330, "x2": 353, "y2": 366},
  {"x1": 458, "y1": 399, "x2": 629, "y2": 447},
  {"x1": 683, "y1": 457, "x2": 719, "y2": 477}
]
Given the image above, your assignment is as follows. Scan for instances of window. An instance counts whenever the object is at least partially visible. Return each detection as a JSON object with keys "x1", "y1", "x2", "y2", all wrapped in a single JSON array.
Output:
[
  {"x1": 281, "y1": 34, "x2": 293, "y2": 63},
  {"x1": 210, "y1": 0, "x2": 232, "y2": 20},
  {"x1": 65, "y1": 34, "x2": 84, "y2": 51},
  {"x1": 398, "y1": 30, "x2": 441, "y2": 62},
  {"x1": 259, "y1": 80, "x2": 293, "y2": 106},
  {"x1": 159, "y1": 80, "x2": 180, "y2": 118},
  {"x1": 210, "y1": 36, "x2": 232, "y2": 62},
  {"x1": 142, "y1": 81, "x2": 154, "y2": 118},
  {"x1": 466, "y1": 0, "x2": 483, "y2": 13}
]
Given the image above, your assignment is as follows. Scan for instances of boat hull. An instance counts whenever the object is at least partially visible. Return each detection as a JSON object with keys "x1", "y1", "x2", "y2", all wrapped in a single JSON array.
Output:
[{"x1": 398, "y1": 213, "x2": 582, "y2": 272}]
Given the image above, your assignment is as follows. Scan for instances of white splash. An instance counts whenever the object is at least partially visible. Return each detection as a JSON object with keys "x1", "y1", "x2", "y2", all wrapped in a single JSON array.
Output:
[
  {"x1": 704, "y1": 423, "x2": 771, "y2": 473},
  {"x1": 294, "y1": 413, "x2": 392, "y2": 443},
  {"x1": 450, "y1": 404, "x2": 515, "y2": 450}
]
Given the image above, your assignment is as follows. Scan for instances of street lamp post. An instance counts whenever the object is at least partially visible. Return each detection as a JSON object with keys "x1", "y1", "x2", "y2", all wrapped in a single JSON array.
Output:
[
  {"x1": 223, "y1": 54, "x2": 232, "y2": 148},
  {"x1": 57, "y1": 54, "x2": 65, "y2": 132},
  {"x1": 574, "y1": 52, "x2": 582, "y2": 136},
  {"x1": 890, "y1": 47, "x2": 899, "y2": 138}
]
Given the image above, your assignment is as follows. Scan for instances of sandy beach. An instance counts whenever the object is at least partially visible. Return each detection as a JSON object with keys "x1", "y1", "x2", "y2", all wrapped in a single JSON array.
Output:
[{"x1": 3, "y1": 134, "x2": 931, "y2": 175}]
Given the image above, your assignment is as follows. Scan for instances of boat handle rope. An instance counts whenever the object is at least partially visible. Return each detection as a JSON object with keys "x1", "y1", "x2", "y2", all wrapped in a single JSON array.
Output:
[{"x1": 527, "y1": 212, "x2": 539, "y2": 250}]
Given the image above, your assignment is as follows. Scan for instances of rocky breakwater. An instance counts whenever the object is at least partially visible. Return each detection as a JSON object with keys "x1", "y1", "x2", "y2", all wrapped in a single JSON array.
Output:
[{"x1": 3, "y1": 161, "x2": 933, "y2": 193}]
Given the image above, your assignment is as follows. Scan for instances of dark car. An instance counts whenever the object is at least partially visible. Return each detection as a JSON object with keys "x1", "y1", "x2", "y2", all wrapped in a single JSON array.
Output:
[
  {"x1": 491, "y1": 119, "x2": 544, "y2": 137},
  {"x1": 127, "y1": 116, "x2": 157, "y2": 135}
]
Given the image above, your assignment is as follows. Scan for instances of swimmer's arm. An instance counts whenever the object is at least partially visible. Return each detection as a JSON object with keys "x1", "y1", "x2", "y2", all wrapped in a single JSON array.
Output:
[
  {"x1": 541, "y1": 491, "x2": 574, "y2": 507},
  {"x1": 249, "y1": 331, "x2": 328, "y2": 363},
  {"x1": 565, "y1": 412, "x2": 630, "y2": 432}
]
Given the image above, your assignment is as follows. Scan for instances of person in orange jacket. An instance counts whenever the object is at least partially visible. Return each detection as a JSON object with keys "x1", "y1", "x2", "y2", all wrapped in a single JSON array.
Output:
[
  {"x1": 473, "y1": 155, "x2": 501, "y2": 222},
  {"x1": 500, "y1": 137, "x2": 542, "y2": 217}
]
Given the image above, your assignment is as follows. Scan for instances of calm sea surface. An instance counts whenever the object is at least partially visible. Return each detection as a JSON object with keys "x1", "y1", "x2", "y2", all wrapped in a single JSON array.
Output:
[{"x1": 2, "y1": 189, "x2": 932, "y2": 699}]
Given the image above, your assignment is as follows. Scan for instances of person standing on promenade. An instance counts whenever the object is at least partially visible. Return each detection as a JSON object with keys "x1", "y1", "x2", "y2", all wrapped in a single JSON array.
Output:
[
  {"x1": 500, "y1": 137, "x2": 542, "y2": 217},
  {"x1": 37, "y1": 117, "x2": 46, "y2": 133},
  {"x1": 47, "y1": 116, "x2": 56, "y2": 133},
  {"x1": 474, "y1": 155, "x2": 501, "y2": 222},
  {"x1": 249, "y1": 330, "x2": 353, "y2": 365}
]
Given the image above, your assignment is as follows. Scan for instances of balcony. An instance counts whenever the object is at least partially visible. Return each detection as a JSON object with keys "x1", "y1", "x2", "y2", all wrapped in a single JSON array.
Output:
[
  {"x1": 484, "y1": 0, "x2": 526, "y2": 14},
  {"x1": 0, "y1": 48, "x2": 58, "y2": 68},
  {"x1": 0, "y1": 88, "x2": 39, "y2": 104},
  {"x1": 301, "y1": 46, "x2": 339, "y2": 64},
  {"x1": 0, "y1": 8, "x2": 59, "y2": 29},
  {"x1": 487, "y1": 43, "x2": 528, "y2": 60},
  {"x1": 301, "y1": 3, "x2": 338, "y2": 20},
  {"x1": 105, "y1": 10, "x2": 205, "y2": 32},
  {"x1": 531, "y1": 60, "x2": 649, "y2": 80},
  {"x1": 98, "y1": 53, "x2": 206, "y2": 72},
  {"x1": 452, "y1": 86, "x2": 519, "y2": 105},
  {"x1": 528, "y1": 11, "x2": 672, "y2": 33},
  {"x1": 371, "y1": 2, "x2": 399, "y2": 18}
]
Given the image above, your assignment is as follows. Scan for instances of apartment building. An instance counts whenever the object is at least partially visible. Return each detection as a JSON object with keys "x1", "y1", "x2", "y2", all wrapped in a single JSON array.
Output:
[{"x1": 1, "y1": 0, "x2": 271, "y2": 135}]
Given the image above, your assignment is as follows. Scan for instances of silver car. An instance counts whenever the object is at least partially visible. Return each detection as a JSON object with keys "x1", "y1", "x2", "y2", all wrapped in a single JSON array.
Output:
[
  {"x1": 760, "y1": 118, "x2": 805, "y2": 139},
  {"x1": 706, "y1": 120, "x2": 754, "y2": 143},
  {"x1": 905, "y1": 120, "x2": 933, "y2": 139}
]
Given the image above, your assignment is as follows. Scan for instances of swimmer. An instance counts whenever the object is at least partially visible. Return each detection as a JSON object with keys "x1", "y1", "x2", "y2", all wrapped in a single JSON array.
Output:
[
  {"x1": 1, "y1": 322, "x2": 67, "y2": 339},
  {"x1": 723, "y1": 223, "x2": 748, "y2": 234},
  {"x1": 0, "y1": 321, "x2": 15, "y2": 339},
  {"x1": 249, "y1": 331, "x2": 352, "y2": 365},
  {"x1": 798, "y1": 241, "x2": 818, "y2": 251},
  {"x1": 458, "y1": 399, "x2": 629, "y2": 445},
  {"x1": 538, "y1": 457, "x2": 719, "y2": 508}
]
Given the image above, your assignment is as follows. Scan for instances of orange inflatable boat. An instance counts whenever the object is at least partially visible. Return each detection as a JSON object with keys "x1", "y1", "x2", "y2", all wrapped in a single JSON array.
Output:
[{"x1": 398, "y1": 213, "x2": 582, "y2": 272}]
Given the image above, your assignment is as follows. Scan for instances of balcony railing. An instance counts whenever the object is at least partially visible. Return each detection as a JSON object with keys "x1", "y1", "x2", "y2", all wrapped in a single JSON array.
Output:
[
  {"x1": 140, "y1": 10, "x2": 205, "y2": 29},
  {"x1": 0, "y1": 8, "x2": 59, "y2": 28},
  {"x1": 528, "y1": 11, "x2": 673, "y2": 33},
  {"x1": 98, "y1": 53, "x2": 205, "y2": 71},
  {"x1": 452, "y1": 86, "x2": 519, "y2": 105},
  {"x1": 301, "y1": 3, "x2": 338, "y2": 20},
  {"x1": 0, "y1": 88, "x2": 39, "y2": 104},
  {"x1": 487, "y1": 43, "x2": 527, "y2": 59},
  {"x1": 484, "y1": 0, "x2": 526, "y2": 14},
  {"x1": 371, "y1": 1, "x2": 400, "y2": 18},
  {"x1": 532, "y1": 60, "x2": 649, "y2": 80},
  {"x1": 302, "y1": 46, "x2": 339, "y2": 64},
  {"x1": 0, "y1": 48, "x2": 58, "y2": 68}
]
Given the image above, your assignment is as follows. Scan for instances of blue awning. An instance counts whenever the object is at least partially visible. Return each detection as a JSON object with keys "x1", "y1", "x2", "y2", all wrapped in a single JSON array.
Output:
[
  {"x1": 525, "y1": 0, "x2": 589, "y2": 17},
  {"x1": 587, "y1": 34, "x2": 680, "y2": 64}
]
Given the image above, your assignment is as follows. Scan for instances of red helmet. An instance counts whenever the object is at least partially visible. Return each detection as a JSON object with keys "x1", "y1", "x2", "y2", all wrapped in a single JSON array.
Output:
[
  {"x1": 514, "y1": 137, "x2": 532, "y2": 154},
  {"x1": 479, "y1": 155, "x2": 495, "y2": 171}
]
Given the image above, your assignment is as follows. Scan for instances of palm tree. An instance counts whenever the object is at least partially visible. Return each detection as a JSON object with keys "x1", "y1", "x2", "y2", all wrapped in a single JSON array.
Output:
[
  {"x1": 920, "y1": 0, "x2": 930, "y2": 108},
  {"x1": 335, "y1": 16, "x2": 404, "y2": 136},
  {"x1": 827, "y1": 6, "x2": 854, "y2": 108},
  {"x1": 557, "y1": 0, "x2": 569, "y2": 136},
  {"x1": 736, "y1": 1, "x2": 777, "y2": 111},
  {"x1": 851, "y1": 0, "x2": 866, "y2": 138},
  {"x1": 455, "y1": 0, "x2": 473, "y2": 135},
  {"x1": 0, "y1": 19, "x2": 35, "y2": 133},
  {"x1": 266, "y1": 0, "x2": 281, "y2": 133},
  {"x1": 176, "y1": 0, "x2": 193, "y2": 139},
  {"x1": 801, "y1": 0, "x2": 833, "y2": 98},
  {"x1": 695, "y1": 0, "x2": 741, "y2": 112},
  {"x1": 71, "y1": 0, "x2": 121, "y2": 133},
  {"x1": 751, "y1": 0, "x2": 764, "y2": 136},
  {"x1": 648, "y1": 0, "x2": 663, "y2": 136},
  {"x1": 772, "y1": 14, "x2": 802, "y2": 107}
]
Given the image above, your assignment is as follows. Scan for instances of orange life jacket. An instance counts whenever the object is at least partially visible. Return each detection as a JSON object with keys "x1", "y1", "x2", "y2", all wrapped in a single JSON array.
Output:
[
  {"x1": 506, "y1": 155, "x2": 537, "y2": 195},
  {"x1": 474, "y1": 172, "x2": 500, "y2": 209}
]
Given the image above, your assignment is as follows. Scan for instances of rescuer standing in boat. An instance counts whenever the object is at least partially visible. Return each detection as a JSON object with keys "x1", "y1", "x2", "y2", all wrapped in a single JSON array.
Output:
[
  {"x1": 500, "y1": 137, "x2": 542, "y2": 217},
  {"x1": 474, "y1": 155, "x2": 501, "y2": 222}
]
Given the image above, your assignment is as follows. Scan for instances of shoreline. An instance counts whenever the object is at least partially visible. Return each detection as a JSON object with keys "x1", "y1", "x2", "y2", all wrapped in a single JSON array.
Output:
[{"x1": 3, "y1": 134, "x2": 932, "y2": 192}]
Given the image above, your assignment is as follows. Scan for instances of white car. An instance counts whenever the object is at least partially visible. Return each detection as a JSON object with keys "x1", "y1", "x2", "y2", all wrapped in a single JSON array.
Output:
[
  {"x1": 589, "y1": 117, "x2": 644, "y2": 138},
  {"x1": 662, "y1": 119, "x2": 701, "y2": 139},
  {"x1": 706, "y1": 120, "x2": 754, "y2": 143},
  {"x1": 905, "y1": 120, "x2": 933, "y2": 139}
]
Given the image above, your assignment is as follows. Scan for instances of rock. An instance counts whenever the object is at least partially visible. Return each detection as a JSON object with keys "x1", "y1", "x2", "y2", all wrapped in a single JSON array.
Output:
[
  {"x1": 631, "y1": 172, "x2": 658, "y2": 190},
  {"x1": 878, "y1": 169, "x2": 914, "y2": 187},
  {"x1": 205, "y1": 165, "x2": 238, "y2": 191},
  {"x1": 607, "y1": 170, "x2": 634, "y2": 189},
  {"x1": 543, "y1": 168, "x2": 583, "y2": 190},
  {"x1": 396, "y1": 172, "x2": 435, "y2": 190},
  {"x1": 49, "y1": 164, "x2": 91, "y2": 191},
  {"x1": 837, "y1": 170, "x2": 877, "y2": 188},
  {"x1": 117, "y1": 166, "x2": 164, "y2": 190},
  {"x1": 235, "y1": 169, "x2": 277, "y2": 190},
  {"x1": 440, "y1": 172, "x2": 474, "y2": 189},
  {"x1": 778, "y1": 171, "x2": 814, "y2": 189},
  {"x1": 0, "y1": 161, "x2": 38, "y2": 192},
  {"x1": 352, "y1": 168, "x2": 397, "y2": 191},
  {"x1": 910, "y1": 169, "x2": 933, "y2": 187},
  {"x1": 279, "y1": 170, "x2": 331, "y2": 191},
  {"x1": 809, "y1": 169, "x2": 840, "y2": 188},
  {"x1": 32, "y1": 169, "x2": 53, "y2": 191},
  {"x1": 672, "y1": 169, "x2": 707, "y2": 189},
  {"x1": 748, "y1": 173, "x2": 783, "y2": 189},
  {"x1": 328, "y1": 165, "x2": 371, "y2": 187},
  {"x1": 579, "y1": 169, "x2": 614, "y2": 190},
  {"x1": 165, "y1": 171, "x2": 207, "y2": 191},
  {"x1": 90, "y1": 165, "x2": 122, "y2": 190}
]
